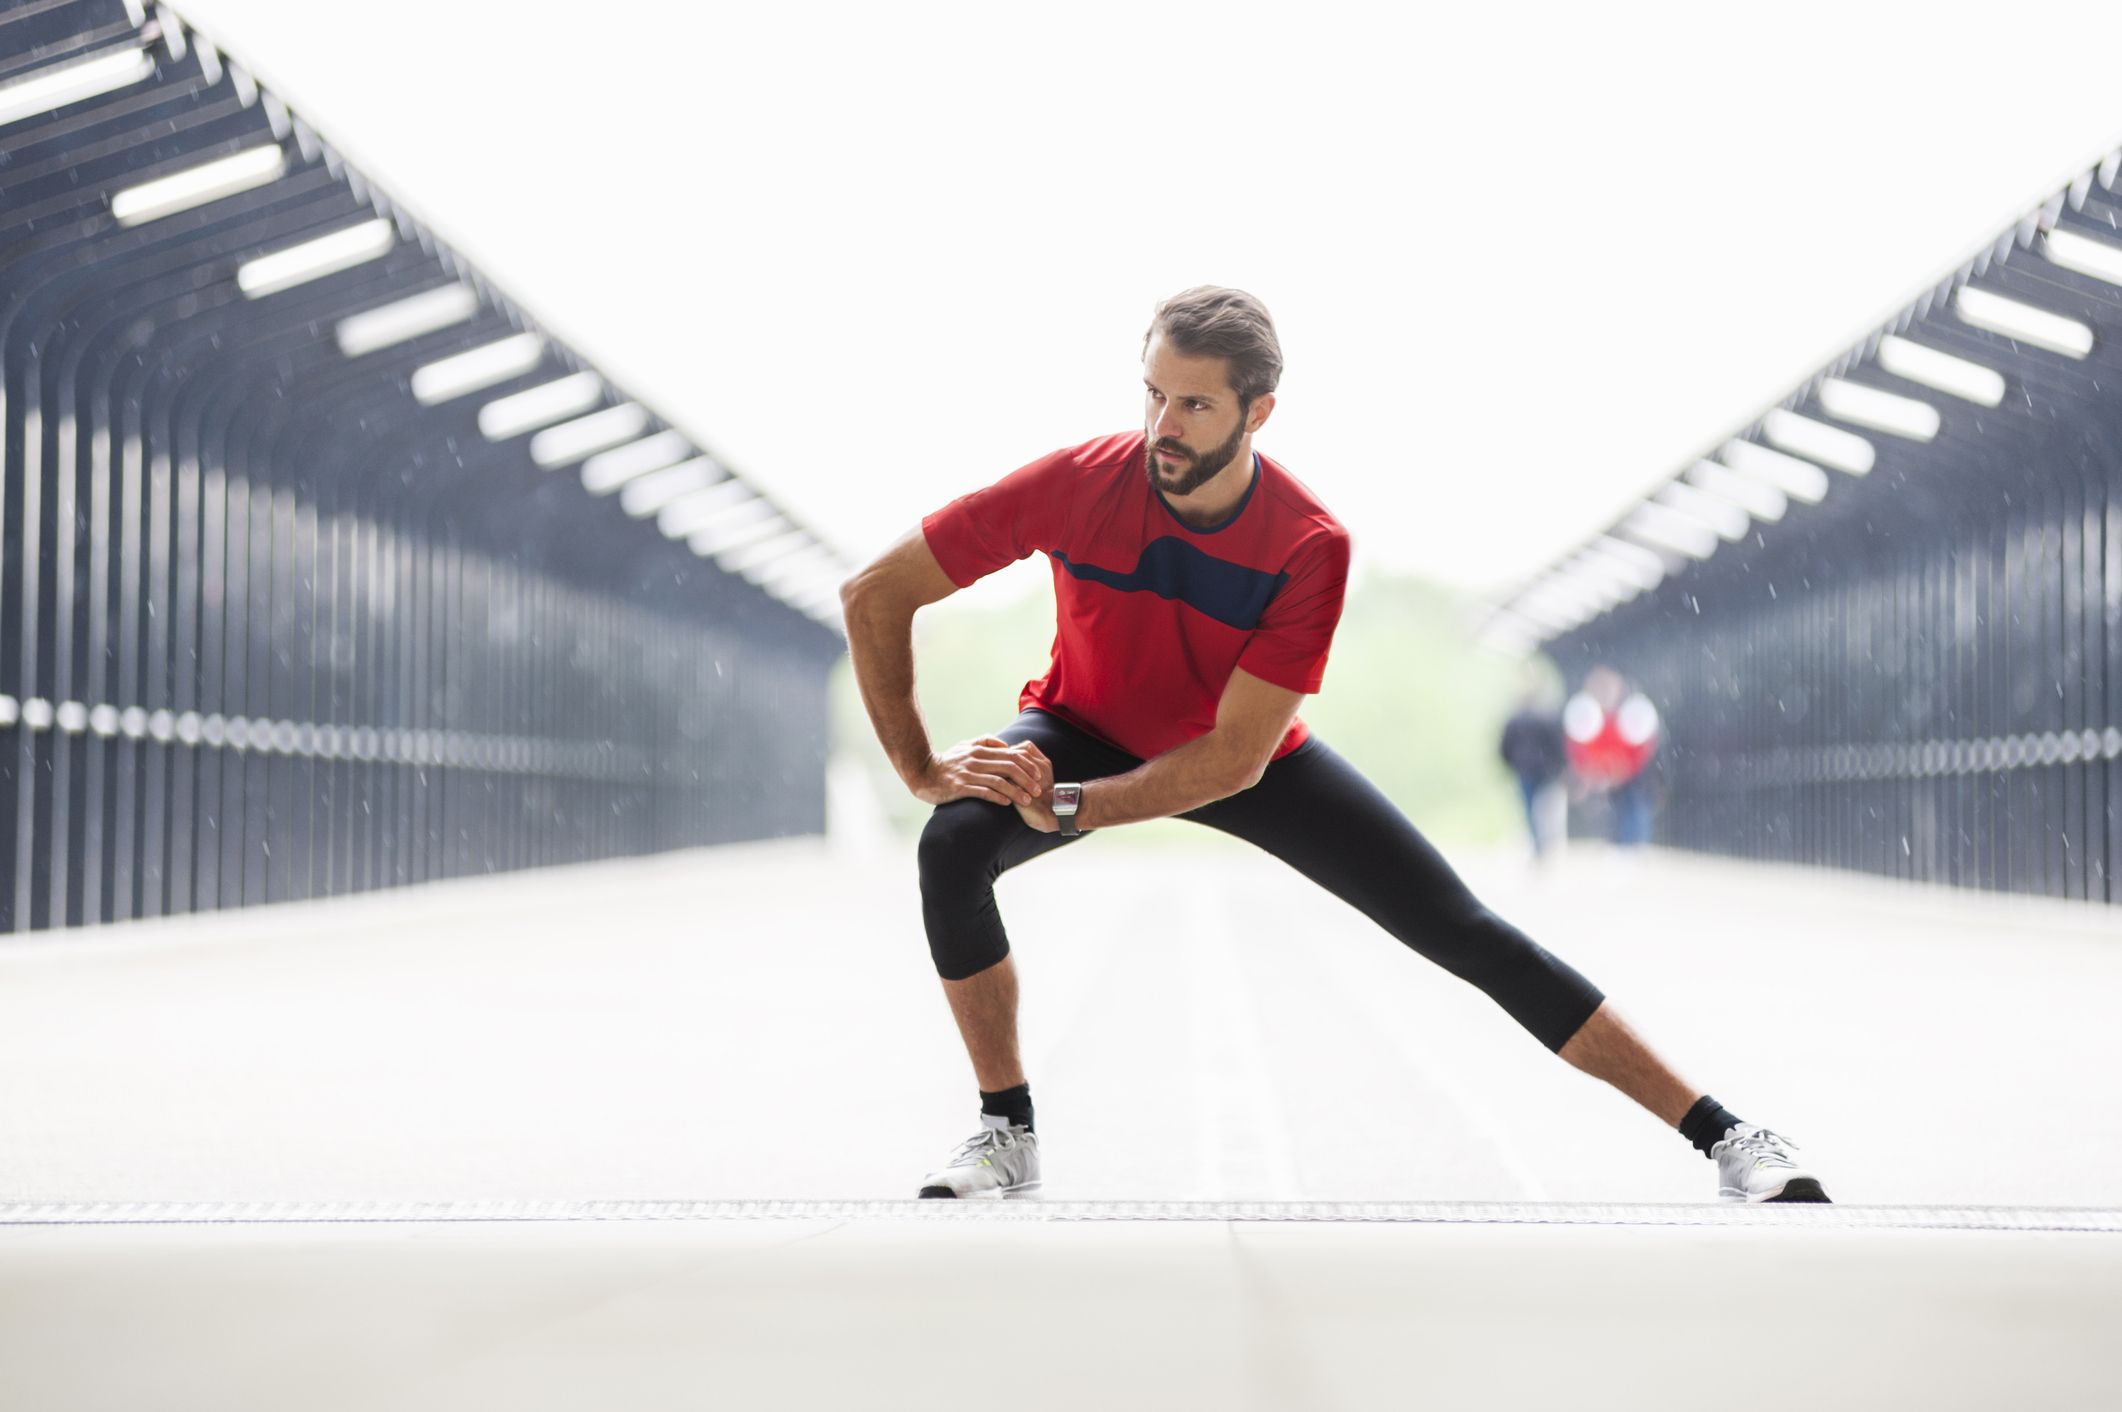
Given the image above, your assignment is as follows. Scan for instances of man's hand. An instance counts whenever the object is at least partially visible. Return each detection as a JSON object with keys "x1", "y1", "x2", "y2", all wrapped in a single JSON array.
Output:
[
  {"x1": 1014, "y1": 795, "x2": 1059, "y2": 833},
  {"x1": 915, "y1": 736, "x2": 1053, "y2": 808}
]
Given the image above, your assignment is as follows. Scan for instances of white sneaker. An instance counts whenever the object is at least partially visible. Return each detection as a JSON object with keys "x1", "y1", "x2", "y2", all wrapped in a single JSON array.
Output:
[
  {"x1": 1712, "y1": 1124, "x2": 1830, "y2": 1203},
  {"x1": 917, "y1": 1113, "x2": 1041, "y2": 1199}
]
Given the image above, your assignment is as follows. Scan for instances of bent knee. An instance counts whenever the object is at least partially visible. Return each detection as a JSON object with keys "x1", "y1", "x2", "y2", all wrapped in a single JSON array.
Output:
[
  {"x1": 917, "y1": 798, "x2": 1014, "y2": 889},
  {"x1": 931, "y1": 936, "x2": 1009, "y2": 982}
]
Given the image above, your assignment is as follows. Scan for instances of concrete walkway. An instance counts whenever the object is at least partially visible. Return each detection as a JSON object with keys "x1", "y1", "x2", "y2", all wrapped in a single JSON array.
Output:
[{"x1": 2, "y1": 835, "x2": 2118, "y2": 1407}]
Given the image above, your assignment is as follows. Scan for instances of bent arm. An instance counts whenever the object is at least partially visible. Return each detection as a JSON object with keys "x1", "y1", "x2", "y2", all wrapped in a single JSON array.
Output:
[
  {"x1": 1074, "y1": 668, "x2": 1303, "y2": 830},
  {"x1": 839, "y1": 528, "x2": 965, "y2": 794}
]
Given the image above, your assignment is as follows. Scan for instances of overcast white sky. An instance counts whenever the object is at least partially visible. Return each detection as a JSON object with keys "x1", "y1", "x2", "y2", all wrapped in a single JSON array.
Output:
[{"x1": 173, "y1": 0, "x2": 2122, "y2": 596}]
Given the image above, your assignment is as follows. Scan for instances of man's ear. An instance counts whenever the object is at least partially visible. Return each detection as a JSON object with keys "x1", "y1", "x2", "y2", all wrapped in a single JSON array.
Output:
[{"x1": 1245, "y1": 392, "x2": 1277, "y2": 435}]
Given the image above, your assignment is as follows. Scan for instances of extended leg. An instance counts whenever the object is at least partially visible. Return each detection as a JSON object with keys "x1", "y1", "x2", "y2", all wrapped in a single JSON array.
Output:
[
  {"x1": 1185, "y1": 736, "x2": 1831, "y2": 1200},
  {"x1": 1555, "y1": 999, "x2": 1696, "y2": 1125},
  {"x1": 1190, "y1": 738, "x2": 1687, "y2": 1125}
]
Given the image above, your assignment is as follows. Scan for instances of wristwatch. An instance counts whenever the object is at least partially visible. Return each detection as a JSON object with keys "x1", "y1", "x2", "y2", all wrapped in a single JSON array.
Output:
[{"x1": 1051, "y1": 782, "x2": 1085, "y2": 836}]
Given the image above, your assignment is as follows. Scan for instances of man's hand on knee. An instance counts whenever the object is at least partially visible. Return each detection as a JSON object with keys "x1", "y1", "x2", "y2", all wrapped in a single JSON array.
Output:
[{"x1": 916, "y1": 736, "x2": 1053, "y2": 808}]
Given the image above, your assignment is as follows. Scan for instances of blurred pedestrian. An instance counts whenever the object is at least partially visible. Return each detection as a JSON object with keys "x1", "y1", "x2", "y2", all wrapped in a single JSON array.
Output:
[
  {"x1": 1500, "y1": 691, "x2": 1567, "y2": 860},
  {"x1": 1564, "y1": 667, "x2": 1661, "y2": 847}
]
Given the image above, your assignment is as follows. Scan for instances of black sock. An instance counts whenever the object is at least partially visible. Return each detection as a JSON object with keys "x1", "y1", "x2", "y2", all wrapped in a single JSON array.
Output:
[
  {"x1": 1679, "y1": 1095, "x2": 1745, "y2": 1158},
  {"x1": 979, "y1": 1082, "x2": 1034, "y2": 1133}
]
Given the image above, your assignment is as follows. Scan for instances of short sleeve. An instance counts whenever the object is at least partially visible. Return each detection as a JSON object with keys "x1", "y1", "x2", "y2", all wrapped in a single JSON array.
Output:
[
  {"x1": 920, "y1": 445, "x2": 1079, "y2": 588},
  {"x1": 1236, "y1": 527, "x2": 1351, "y2": 694}
]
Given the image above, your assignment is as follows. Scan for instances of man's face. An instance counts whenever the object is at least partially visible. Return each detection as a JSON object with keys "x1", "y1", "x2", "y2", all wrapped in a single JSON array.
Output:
[{"x1": 1142, "y1": 334, "x2": 1250, "y2": 498}]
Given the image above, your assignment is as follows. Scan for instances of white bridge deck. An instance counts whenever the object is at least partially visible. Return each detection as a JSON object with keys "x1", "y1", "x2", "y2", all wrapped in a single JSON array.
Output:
[{"x1": 2, "y1": 832, "x2": 2118, "y2": 1408}]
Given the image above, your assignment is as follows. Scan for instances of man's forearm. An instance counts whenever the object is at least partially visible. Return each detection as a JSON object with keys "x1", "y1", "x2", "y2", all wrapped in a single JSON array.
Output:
[
  {"x1": 841, "y1": 593, "x2": 934, "y2": 790},
  {"x1": 1076, "y1": 732, "x2": 1258, "y2": 829}
]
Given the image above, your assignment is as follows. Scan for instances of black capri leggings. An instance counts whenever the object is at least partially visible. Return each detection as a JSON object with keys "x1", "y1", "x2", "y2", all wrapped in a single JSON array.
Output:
[{"x1": 917, "y1": 708, "x2": 1606, "y2": 1054}]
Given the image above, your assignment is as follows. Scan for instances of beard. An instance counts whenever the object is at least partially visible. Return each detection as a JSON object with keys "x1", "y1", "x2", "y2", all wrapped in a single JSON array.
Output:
[{"x1": 1146, "y1": 417, "x2": 1247, "y2": 498}]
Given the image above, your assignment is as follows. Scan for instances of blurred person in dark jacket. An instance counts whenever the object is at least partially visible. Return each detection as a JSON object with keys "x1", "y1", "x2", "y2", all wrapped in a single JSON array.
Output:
[{"x1": 1500, "y1": 692, "x2": 1567, "y2": 861}]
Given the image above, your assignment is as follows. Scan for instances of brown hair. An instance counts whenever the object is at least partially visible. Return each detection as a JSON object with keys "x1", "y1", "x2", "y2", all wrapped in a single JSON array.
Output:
[{"x1": 1144, "y1": 286, "x2": 1283, "y2": 409}]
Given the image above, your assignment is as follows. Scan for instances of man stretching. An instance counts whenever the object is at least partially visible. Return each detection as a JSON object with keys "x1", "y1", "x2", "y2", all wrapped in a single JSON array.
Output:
[{"x1": 839, "y1": 286, "x2": 1828, "y2": 1205}]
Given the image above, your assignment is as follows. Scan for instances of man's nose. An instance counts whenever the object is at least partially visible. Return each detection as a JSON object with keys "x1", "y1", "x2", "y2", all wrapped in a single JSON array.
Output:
[{"x1": 1153, "y1": 405, "x2": 1185, "y2": 442}]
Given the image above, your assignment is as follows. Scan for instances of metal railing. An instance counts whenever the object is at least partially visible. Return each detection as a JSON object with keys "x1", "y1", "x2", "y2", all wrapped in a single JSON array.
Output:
[
  {"x1": 1523, "y1": 156, "x2": 2122, "y2": 901},
  {"x1": 1, "y1": 2, "x2": 843, "y2": 933}
]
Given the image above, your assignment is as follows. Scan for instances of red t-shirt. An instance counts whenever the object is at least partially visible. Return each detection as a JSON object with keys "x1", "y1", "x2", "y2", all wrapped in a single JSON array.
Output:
[{"x1": 921, "y1": 431, "x2": 1351, "y2": 761}]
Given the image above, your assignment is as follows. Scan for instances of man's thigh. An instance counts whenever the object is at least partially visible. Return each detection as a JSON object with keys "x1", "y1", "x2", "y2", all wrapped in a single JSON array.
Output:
[
  {"x1": 1182, "y1": 735, "x2": 1483, "y2": 915},
  {"x1": 992, "y1": 709, "x2": 1143, "y2": 784}
]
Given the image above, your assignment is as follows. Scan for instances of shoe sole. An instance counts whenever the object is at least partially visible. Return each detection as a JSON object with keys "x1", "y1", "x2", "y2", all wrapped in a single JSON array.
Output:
[
  {"x1": 917, "y1": 1181, "x2": 1041, "y2": 1200},
  {"x1": 1718, "y1": 1177, "x2": 1834, "y2": 1204}
]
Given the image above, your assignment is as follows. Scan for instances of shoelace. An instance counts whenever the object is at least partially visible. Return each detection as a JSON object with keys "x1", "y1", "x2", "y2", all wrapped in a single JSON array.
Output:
[
  {"x1": 946, "y1": 1128, "x2": 1018, "y2": 1168},
  {"x1": 1728, "y1": 1127, "x2": 1799, "y2": 1169}
]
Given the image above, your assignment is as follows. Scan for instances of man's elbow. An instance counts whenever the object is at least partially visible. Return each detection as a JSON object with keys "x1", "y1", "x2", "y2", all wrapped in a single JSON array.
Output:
[
  {"x1": 839, "y1": 560, "x2": 889, "y2": 619},
  {"x1": 1221, "y1": 752, "x2": 1272, "y2": 796},
  {"x1": 841, "y1": 542, "x2": 953, "y2": 622}
]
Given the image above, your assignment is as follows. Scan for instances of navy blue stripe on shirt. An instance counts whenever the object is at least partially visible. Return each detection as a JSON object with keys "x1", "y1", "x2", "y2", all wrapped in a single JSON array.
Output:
[{"x1": 1052, "y1": 537, "x2": 1289, "y2": 631}]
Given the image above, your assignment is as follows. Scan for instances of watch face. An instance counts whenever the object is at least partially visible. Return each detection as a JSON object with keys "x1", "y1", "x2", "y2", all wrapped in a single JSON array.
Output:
[{"x1": 1052, "y1": 785, "x2": 1081, "y2": 809}]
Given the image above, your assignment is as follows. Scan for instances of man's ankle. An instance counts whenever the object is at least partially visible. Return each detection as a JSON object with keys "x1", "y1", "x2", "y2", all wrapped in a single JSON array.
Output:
[{"x1": 979, "y1": 1081, "x2": 1034, "y2": 1132}]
